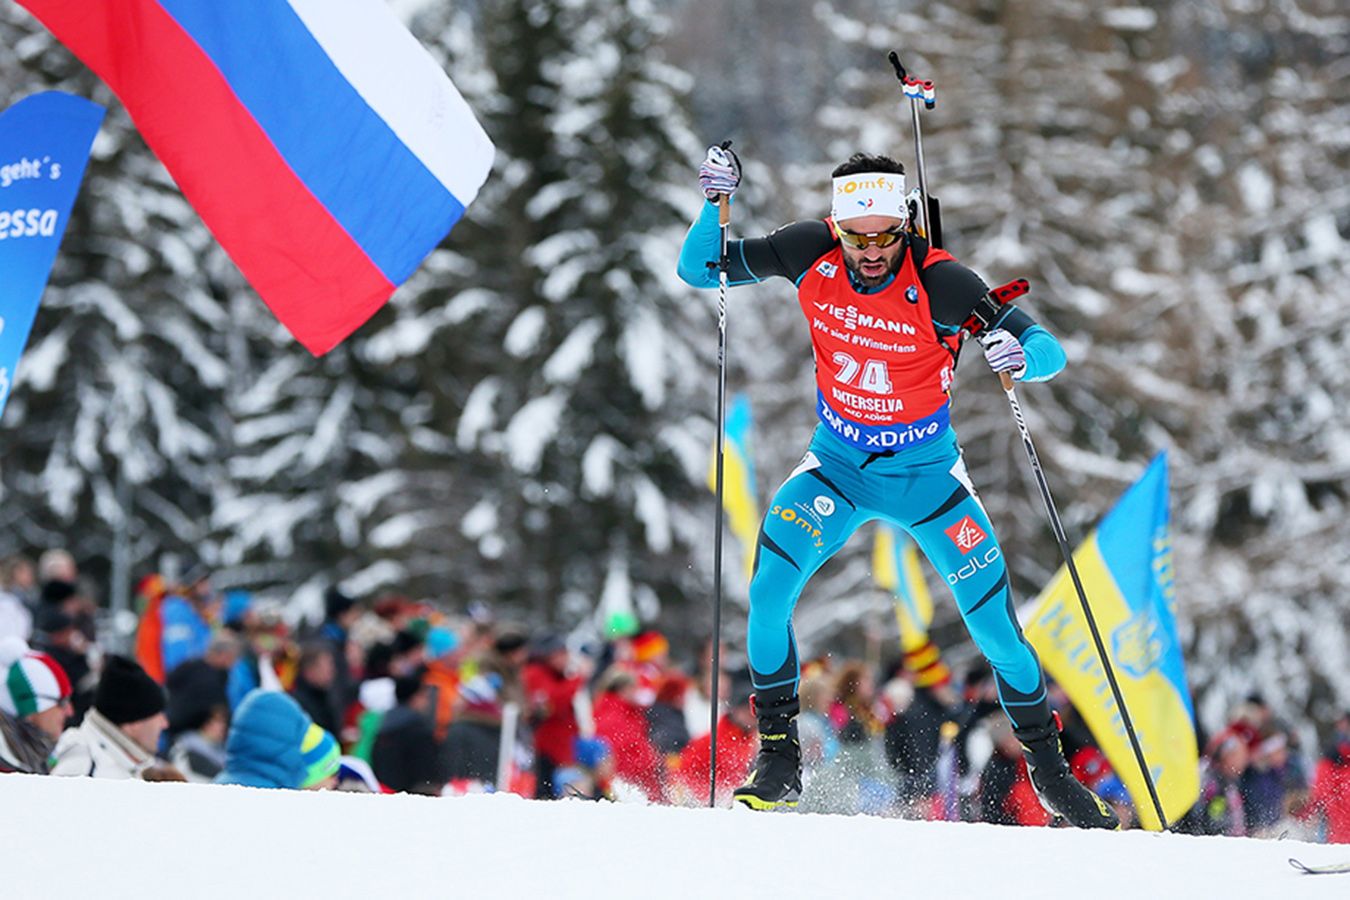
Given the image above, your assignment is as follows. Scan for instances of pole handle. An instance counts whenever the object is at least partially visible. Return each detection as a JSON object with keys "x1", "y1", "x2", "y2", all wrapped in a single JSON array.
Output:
[
  {"x1": 999, "y1": 371, "x2": 1015, "y2": 392},
  {"x1": 718, "y1": 194, "x2": 730, "y2": 226},
  {"x1": 887, "y1": 50, "x2": 907, "y2": 81}
]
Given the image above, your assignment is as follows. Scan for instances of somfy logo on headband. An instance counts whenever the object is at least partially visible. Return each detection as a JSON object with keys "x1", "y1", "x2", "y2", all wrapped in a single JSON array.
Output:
[{"x1": 831, "y1": 172, "x2": 907, "y2": 222}]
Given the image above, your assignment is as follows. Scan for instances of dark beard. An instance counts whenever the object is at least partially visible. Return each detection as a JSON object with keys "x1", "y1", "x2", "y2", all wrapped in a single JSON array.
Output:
[{"x1": 843, "y1": 252, "x2": 902, "y2": 288}]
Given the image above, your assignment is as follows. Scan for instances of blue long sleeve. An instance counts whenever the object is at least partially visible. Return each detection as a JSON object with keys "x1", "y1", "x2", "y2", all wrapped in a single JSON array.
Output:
[
  {"x1": 1018, "y1": 324, "x2": 1066, "y2": 382},
  {"x1": 676, "y1": 199, "x2": 726, "y2": 288}
]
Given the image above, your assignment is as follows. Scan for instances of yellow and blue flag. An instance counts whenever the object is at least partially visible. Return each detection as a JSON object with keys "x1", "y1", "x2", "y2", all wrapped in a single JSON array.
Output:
[
  {"x1": 709, "y1": 394, "x2": 759, "y2": 583},
  {"x1": 1022, "y1": 453, "x2": 1198, "y2": 830},
  {"x1": 872, "y1": 524, "x2": 934, "y2": 653}
]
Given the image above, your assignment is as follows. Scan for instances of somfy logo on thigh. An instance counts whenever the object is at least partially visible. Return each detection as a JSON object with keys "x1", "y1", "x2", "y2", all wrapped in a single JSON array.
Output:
[{"x1": 813, "y1": 496, "x2": 835, "y2": 517}]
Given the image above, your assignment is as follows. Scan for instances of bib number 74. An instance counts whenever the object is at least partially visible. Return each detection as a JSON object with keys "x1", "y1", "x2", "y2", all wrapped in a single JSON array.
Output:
[{"x1": 832, "y1": 352, "x2": 893, "y2": 394}]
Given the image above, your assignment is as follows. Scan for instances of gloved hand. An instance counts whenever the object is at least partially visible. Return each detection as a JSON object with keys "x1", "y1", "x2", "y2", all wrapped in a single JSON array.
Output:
[
  {"x1": 978, "y1": 328, "x2": 1026, "y2": 380},
  {"x1": 699, "y1": 143, "x2": 741, "y2": 201}
]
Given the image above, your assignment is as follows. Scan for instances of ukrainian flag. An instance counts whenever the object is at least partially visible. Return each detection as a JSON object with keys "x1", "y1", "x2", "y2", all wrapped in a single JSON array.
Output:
[
  {"x1": 709, "y1": 394, "x2": 760, "y2": 583},
  {"x1": 872, "y1": 524, "x2": 934, "y2": 652},
  {"x1": 1022, "y1": 453, "x2": 1198, "y2": 830}
]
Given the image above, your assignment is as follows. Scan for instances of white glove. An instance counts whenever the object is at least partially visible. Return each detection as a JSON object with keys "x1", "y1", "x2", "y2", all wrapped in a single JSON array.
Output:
[
  {"x1": 699, "y1": 144, "x2": 741, "y2": 201},
  {"x1": 978, "y1": 329, "x2": 1026, "y2": 380}
]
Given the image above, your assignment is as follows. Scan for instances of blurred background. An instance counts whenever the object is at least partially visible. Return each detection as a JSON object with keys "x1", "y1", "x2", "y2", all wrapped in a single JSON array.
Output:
[{"x1": 0, "y1": 0, "x2": 1346, "y2": 742}]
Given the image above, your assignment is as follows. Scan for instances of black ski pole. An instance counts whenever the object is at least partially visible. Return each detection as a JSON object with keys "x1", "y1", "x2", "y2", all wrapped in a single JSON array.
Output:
[
  {"x1": 995, "y1": 366, "x2": 1171, "y2": 831},
  {"x1": 708, "y1": 141, "x2": 733, "y2": 808}
]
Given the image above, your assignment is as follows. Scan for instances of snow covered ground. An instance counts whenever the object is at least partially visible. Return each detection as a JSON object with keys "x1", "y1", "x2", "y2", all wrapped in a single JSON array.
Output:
[{"x1": 2, "y1": 776, "x2": 1347, "y2": 899}]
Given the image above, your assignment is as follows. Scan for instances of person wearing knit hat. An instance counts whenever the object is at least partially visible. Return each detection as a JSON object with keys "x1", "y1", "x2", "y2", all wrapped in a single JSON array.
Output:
[
  {"x1": 0, "y1": 641, "x2": 73, "y2": 774},
  {"x1": 300, "y1": 723, "x2": 340, "y2": 790},
  {"x1": 903, "y1": 638, "x2": 952, "y2": 689},
  {"x1": 217, "y1": 689, "x2": 313, "y2": 789},
  {"x1": 50, "y1": 654, "x2": 175, "y2": 780}
]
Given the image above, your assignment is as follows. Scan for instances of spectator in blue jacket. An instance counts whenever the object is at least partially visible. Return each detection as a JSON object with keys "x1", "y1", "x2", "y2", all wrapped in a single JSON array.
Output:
[
  {"x1": 216, "y1": 690, "x2": 311, "y2": 790},
  {"x1": 160, "y1": 566, "x2": 217, "y2": 677}
]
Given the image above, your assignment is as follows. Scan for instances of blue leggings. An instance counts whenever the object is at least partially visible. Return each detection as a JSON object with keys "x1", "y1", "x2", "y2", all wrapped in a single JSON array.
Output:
[{"x1": 748, "y1": 426, "x2": 1050, "y2": 731}]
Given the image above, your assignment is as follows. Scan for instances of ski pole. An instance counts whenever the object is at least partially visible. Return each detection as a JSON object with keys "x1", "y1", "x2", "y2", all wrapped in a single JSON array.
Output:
[
  {"x1": 994, "y1": 367, "x2": 1171, "y2": 832},
  {"x1": 887, "y1": 51, "x2": 941, "y2": 248},
  {"x1": 708, "y1": 141, "x2": 733, "y2": 808}
]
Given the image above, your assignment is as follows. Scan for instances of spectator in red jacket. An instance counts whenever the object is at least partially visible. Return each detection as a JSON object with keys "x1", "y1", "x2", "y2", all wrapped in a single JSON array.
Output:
[
  {"x1": 674, "y1": 669, "x2": 758, "y2": 806},
  {"x1": 593, "y1": 666, "x2": 664, "y2": 801},
  {"x1": 1309, "y1": 712, "x2": 1350, "y2": 843},
  {"x1": 522, "y1": 633, "x2": 587, "y2": 800}
]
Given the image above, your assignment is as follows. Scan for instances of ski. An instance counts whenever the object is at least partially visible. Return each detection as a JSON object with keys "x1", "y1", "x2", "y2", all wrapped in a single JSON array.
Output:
[{"x1": 1289, "y1": 858, "x2": 1350, "y2": 875}]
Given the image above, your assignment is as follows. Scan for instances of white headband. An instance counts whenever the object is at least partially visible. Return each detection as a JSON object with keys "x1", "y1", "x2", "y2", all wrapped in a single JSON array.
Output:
[{"x1": 831, "y1": 172, "x2": 908, "y2": 224}]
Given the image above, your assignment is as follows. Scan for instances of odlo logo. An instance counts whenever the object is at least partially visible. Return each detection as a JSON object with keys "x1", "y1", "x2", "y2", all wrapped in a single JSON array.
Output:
[
  {"x1": 946, "y1": 545, "x2": 1001, "y2": 585},
  {"x1": 944, "y1": 515, "x2": 986, "y2": 554}
]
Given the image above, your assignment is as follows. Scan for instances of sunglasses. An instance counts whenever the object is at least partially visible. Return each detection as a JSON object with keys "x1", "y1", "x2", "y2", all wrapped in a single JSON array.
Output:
[{"x1": 834, "y1": 223, "x2": 905, "y2": 250}]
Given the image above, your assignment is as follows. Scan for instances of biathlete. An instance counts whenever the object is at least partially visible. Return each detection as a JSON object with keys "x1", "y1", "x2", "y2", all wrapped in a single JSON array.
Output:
[{"x1": 676, "y1": 146, "x2": 1117, "y2": 829}]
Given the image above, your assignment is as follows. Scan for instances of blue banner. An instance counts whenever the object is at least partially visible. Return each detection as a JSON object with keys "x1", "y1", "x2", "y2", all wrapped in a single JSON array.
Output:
[{"x1": 0, "y1": 91, "x2": 104, "y2": 419}]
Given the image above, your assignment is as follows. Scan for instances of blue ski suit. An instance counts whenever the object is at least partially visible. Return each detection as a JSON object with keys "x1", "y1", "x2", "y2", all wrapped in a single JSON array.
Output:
[{"x1": 677, "y1": 199, "x2": 1066, "y2": 731}]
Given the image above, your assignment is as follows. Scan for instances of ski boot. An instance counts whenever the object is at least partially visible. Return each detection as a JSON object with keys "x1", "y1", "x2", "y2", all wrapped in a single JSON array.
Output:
[
  {"x1": 1015, "y1": 714, "x2": 1120, "y2": 829},
  {"x1": 732, "y1": 693, "x2": 802, "y2": 811}
]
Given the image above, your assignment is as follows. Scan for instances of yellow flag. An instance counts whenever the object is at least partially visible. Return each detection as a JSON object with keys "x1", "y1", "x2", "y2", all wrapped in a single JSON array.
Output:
[
  {"x1": 709, "y1": 394, "x2": 759, "y2": 583},
  {"x1": 1022, "y1": 454, "x2": 1198, "y2": 830}
]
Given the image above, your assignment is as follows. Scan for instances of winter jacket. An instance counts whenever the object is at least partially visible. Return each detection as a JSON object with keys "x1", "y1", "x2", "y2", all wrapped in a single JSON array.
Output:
[
  {"x1": 523, "y1": 662, "x2": 583, "y2": 766},
  {"x1": 371, "y1": 704, "x2": 441, "y2": 795},
  {"x1": 159, "y1": 596, "x2": 212, "y2": 676},
  {"x1": 1311, "y1": 742, "x2": 1350, "y2": 844},
  {"x1": 0, "y1": 710, "x2": 54, "y2": 775},
  {"x1": 50, "y1": 709, "x2": 155, "y2": 779},
  {"x1": 593, "y1": 692, "x2": 664, "y2": 801},
  {"x1": 169, "y1": 730, "x2": 227, "y2": 784},
  {"x1": 675, "y1": 714, "x2": 757, "y2": 805},
  {"x1": 216, "y1": 690, "x2": 310, "y2": 790}
]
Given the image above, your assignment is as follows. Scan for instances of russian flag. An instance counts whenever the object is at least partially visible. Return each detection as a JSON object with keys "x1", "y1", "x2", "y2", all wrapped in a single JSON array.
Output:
[{"x1": 17, "y1": 0, "x2": 495, "y2": 355}]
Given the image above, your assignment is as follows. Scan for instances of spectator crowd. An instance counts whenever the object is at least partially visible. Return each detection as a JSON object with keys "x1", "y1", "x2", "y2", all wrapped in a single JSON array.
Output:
[{"x1": 1, "y1": 549, "x2": 1348, "y2": 843}]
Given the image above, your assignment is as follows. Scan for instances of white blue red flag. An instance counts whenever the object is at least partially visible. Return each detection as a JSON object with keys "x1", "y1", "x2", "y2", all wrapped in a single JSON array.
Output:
[{"x1": 17, "y1": 0, "x2": 495, "y2": 355}]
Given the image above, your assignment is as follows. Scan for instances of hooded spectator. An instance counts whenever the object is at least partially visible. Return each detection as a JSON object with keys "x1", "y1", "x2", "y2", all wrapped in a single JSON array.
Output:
[
  {"x1": 0, "y1": 643, "x2": 73, "y2": 775},
  {"x1": 372, "y1": 668, "x2": 442, "y2": 795},
  {"x1": 592, "y1": 667, "x2": 664, "y2": 801},
  {"x1": 216, "y1": 690, "x2": 313, "y2": 789},
  {"x1": 51, "y1": 655, "x2": 180, "y2": 780},
  {"x1": 291, "y1": 641, "x2": 342, "y2": 736}
]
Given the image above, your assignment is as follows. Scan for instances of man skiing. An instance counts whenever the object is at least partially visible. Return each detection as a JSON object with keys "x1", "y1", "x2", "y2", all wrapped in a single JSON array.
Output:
[{"x1": 676, "y1": 147, "x2": 1118, "y2": 829}]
